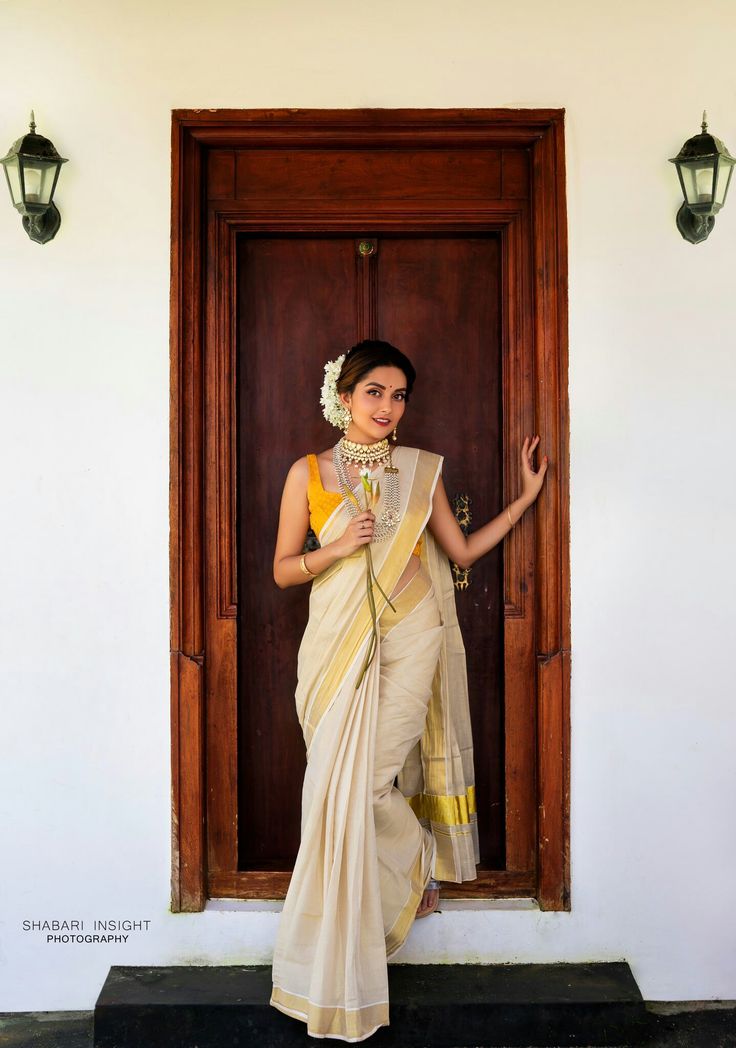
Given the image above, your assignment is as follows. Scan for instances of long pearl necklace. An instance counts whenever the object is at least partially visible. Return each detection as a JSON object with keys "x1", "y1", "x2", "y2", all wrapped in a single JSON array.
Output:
[{"x1": 333, "y1": 437, "x2": 402, "y2": 540}]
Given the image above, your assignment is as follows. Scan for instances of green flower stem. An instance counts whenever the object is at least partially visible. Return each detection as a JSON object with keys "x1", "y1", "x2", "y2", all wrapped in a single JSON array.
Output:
[
  {"x1": 352, "y1": 484, "x2": 399, "y2": 689},
  {"x1": 365, "y1": 545, "x2": 396, "y2": 613},
  {"x1": 355, "y1": 548, "x2": 379, "y2": 690}
]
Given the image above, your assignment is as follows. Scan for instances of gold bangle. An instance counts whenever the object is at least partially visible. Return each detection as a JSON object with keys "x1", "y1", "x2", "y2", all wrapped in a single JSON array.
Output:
[
  {"x1": 506, "y1": 506, "x2": 515, "y2": 527},
  {"x1": 299, "y1": 553, "x2": 317, "y2": 577}
]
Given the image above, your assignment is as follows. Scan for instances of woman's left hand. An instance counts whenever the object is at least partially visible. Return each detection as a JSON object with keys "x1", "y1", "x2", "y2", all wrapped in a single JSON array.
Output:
[{"x1": 521, "y1": 435, "x2": 548, "y2": 504}]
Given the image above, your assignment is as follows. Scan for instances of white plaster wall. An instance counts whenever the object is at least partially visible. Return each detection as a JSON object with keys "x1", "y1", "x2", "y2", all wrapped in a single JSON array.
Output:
[{"x1": 1, "y1": 0, "x2": 735, "y2": 1013}]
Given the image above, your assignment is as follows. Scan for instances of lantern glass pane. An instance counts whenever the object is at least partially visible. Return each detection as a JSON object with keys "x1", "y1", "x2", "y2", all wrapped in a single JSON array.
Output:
[
  {"x1": 3, "y1": 156, "x2": 22, "y2": 205},
  {"x1": 714, "y1": 159, "x2": 734, "y2": 208},
  {"x1": 679, "y1": 160, "x2": 715, "y2": 206},
  {"x1": 21, "y1": 159, "x2": 58, "y2": 206}
]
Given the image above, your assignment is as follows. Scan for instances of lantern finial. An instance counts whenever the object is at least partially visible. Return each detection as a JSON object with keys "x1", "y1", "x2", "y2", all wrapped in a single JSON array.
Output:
[
  {"x1": 701, "y1": 110, "x2": 708, "y2": 134},
  {"x1": 29, "y1": 110, "x2": 36, "y2": 134}
]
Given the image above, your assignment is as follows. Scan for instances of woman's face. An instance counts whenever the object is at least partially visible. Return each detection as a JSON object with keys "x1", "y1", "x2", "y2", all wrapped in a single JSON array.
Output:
[{"x1": 340, "y1": 365, "x2": 408, "y2": 443}]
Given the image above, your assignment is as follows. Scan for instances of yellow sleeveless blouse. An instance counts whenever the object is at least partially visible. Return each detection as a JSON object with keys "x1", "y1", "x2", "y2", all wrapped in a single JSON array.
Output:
[{"x1": 306, "y1": 453, "x2": 423, "y2": 557}]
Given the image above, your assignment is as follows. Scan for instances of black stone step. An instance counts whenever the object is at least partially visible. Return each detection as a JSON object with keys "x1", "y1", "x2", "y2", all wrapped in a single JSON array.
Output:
[{"x1": 94, "y1": 962, "x2": 649, "y2": 1047}]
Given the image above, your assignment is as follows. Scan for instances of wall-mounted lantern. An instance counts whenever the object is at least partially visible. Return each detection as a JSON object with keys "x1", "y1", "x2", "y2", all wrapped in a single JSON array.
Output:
[
  {"x1": 669, "y1": 111, "x2": 735, "y2": 244},
  {"x1": 0, "y1": 111, "x2": 68, "y2": 244}
]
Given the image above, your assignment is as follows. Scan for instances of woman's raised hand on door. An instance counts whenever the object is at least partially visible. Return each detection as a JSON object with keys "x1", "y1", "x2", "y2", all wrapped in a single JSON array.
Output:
[{"x1": 520, "y1": 435, "x2": 548, "y2": 504}]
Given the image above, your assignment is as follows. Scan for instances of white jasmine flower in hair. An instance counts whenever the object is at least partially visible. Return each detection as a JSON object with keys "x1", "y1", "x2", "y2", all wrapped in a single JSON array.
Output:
[{"x1": 320, "y1": 353, "x2": 350, "y2": 429}]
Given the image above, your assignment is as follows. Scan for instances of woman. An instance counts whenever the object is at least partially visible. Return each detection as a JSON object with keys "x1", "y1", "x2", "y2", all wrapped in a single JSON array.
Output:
[{"x1": 270, "y1": 340, "x2": 547, "y2": 1041}]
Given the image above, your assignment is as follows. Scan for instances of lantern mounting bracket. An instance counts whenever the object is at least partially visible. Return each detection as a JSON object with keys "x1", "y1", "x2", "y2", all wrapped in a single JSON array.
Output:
[
  {"x1": 674, "y1": 202, "x2": 715, "y2": 244},
  {"x1": 22, "y1": 200, "x2": 61, "y2": 245}
]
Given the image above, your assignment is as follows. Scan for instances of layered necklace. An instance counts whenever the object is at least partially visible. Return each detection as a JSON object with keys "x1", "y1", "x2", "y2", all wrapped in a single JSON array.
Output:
[{"x1": 333, "y1": 435, "x2": 401, "y2": 540}]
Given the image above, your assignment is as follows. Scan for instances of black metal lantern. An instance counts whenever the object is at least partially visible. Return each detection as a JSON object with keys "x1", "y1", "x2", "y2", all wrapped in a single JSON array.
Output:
[
  {"x1": 669, "y1": 111, "x2": 735, "y2": 244},
  {"x1": 0, "y1": 110, "x2": 68, "y2": 244}
]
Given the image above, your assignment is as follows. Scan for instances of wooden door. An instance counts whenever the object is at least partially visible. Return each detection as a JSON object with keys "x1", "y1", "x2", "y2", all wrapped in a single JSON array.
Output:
[
  {"x1": 236, "y1": 233, "x2": 505, "y2": 872},
  {"x1": 170, "y1": 108, "x2": 570, "y2": 911}
]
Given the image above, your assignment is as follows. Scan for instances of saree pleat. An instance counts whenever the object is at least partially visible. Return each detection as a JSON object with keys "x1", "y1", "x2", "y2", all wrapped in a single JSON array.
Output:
[
  {"x1": 397, "y1": 524, "x2": 481, "y2": 882},
  {"x1": 270, "y1": 446, "x2": 479, "y2": 1041},
  {"x1": 376, "y1": 571, "x2": 443, "y2": 960}
]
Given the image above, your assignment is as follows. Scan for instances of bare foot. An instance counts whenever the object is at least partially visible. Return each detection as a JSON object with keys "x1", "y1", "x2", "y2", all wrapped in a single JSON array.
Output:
[{"x1": 415, "y1": 886, "x2": 439, "y2": 917}]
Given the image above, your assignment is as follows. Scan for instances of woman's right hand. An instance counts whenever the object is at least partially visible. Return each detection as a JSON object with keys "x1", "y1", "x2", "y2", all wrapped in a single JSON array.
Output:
[{"x1": 334, "y1": 510, "x2": 375, "y2": 557}]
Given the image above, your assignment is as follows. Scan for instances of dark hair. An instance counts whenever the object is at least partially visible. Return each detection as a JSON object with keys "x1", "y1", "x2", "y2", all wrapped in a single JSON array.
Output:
[{"x1": 336, "y1": 340, "x2": 416, "y2": 403}]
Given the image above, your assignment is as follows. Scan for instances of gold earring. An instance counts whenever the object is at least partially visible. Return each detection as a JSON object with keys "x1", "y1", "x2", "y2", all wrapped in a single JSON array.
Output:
[{"x1": 392, "y1": 423, "x2": 398, "y2": 442}]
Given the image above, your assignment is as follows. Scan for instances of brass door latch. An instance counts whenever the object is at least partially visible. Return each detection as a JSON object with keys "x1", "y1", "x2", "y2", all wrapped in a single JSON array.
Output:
[{"x1": 451, "y1": 493, "x2": 472, "y2": 590}]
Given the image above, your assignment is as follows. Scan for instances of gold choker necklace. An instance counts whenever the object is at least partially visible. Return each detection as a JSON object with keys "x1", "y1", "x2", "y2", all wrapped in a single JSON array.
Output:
[{"x1": 338, "y1": 436, "x2": 391, "y2": 468}]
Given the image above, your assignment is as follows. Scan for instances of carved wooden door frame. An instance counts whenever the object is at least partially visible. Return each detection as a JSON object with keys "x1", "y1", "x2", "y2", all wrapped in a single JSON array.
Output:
[{"x1": 169, "y1": 108, "x2": 570, "y2": 913}]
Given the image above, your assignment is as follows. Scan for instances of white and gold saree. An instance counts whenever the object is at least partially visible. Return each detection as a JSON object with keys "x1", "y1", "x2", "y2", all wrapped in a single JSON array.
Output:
[{"x1": 270, "y1": 445, "x2": 479, "y2": 1041}]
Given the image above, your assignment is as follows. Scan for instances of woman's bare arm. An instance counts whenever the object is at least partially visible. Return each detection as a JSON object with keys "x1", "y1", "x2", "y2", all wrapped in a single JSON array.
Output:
[
  {"x1": 273, "y1": 458, "x2": 342, "y2": 588},
  {"x1": 426, "y1": 475, "x2": 532, "y2": 569},
  {"x1": 427, "y1": 436, "x2": 548, "y2": 570},
  {"x1": 273, "y1": 457, "x2": 376, "y2": 588}
]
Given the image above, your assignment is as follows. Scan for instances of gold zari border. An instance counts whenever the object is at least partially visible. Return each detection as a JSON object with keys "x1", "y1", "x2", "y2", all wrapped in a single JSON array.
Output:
[
  {"x1": 407, "y1": 784, "x2": 477, "y2": 825},
  {"x1": 270, "y1": 985, "x2": 389, "y2": 1041},
  {"x1": 384, "y1": 843, "x2": 425, "y2": 959}
]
